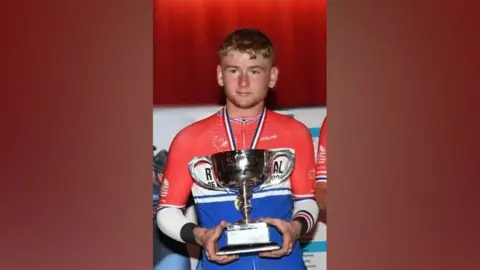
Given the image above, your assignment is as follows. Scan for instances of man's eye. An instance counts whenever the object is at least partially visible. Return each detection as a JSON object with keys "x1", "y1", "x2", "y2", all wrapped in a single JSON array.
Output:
[
  {"x1": 250, "y1": 70, "x2": 260, "y2": 74},
  {"x1": 227, "y1": 69, "x2": 237, "y2": 74}
]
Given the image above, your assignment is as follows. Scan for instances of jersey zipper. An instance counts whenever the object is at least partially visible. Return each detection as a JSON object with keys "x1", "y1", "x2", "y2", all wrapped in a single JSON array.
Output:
[{"x1": 242, "y1": 119, "x2": 246, "y2": 149}]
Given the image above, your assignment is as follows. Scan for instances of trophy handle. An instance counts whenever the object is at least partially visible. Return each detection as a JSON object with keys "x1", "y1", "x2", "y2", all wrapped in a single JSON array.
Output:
[
  {"x1": 263, "y1": 149, "x2": 296, "y2": 189},
  {"x1": 188, "y1": 156, "x2": 225, "y2": 191}
]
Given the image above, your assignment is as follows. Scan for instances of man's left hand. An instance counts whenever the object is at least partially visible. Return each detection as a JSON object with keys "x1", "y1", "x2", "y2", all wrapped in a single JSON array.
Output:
[{"x1": 259, "y1": 217, "x2": 302, "y2": 258}]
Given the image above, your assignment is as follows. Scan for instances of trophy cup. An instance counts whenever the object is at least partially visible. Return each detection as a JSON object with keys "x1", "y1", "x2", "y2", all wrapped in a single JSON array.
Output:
[{"x1": 188, "y1": 148, "x2": 295, "y2": 255}]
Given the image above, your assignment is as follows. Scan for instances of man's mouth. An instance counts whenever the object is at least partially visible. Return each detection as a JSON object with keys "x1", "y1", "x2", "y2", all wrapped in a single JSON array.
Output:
[{"x1": 236, "y1": 91, "x2": 252, "y2": 96}]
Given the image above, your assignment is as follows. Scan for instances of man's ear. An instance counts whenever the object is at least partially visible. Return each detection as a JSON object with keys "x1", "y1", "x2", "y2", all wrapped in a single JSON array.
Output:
[
  {"x1": 217, "y1": 65, "x2": 224, "y2": 87},
  {"x1": 269, "y1": 66, "x2": 279, "y2": 88}
]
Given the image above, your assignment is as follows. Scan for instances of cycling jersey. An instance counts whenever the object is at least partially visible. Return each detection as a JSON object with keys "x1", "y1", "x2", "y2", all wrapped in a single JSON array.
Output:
[
  {"x1": 316, "y1": 117, "x2": 327, "y2": 182},
  {"x1": 159, "y1": 107, "x2": 317, "y2": 270}
]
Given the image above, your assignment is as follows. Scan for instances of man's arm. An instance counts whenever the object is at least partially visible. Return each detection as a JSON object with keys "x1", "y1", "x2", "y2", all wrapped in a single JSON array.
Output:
[
  {"x1": 290, "y1": 123, "x2": 320, "y2": 238},
  {"x1": 156, "y1": 131, "x2": 197, "y2": 244},
  {"x1": 315, "y1": 117, "x2": 327, "y2": 210},
  {"x1": 256, "y1": 122, "x2": 320, "y2": 259},
  {"x1": 156, "y1": 130, "x2": 239, "y2": 264}
]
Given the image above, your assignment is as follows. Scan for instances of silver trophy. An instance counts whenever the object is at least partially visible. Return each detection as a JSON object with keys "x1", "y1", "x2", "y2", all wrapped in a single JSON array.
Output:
[{"x1": 188, "y1": 149, "x2": 295, "y2": 255}]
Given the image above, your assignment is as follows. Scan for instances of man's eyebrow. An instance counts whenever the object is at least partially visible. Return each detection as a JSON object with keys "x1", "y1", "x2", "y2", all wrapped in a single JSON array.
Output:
[
  {"x1": 223, "y1": 65, "x2": 266, "y2": 70},
  {"x1": 223, "y1": 65, "x2": 240, "y2": 70},
  {"x1": 248, "y1": 65, "x2": 266, "y2": 70}
]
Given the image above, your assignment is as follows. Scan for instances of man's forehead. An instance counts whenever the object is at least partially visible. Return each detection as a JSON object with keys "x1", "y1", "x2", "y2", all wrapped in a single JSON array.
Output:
[
  {"x1": 225, "y1": 50, "x2": 267, "y2": 59},
  {"x1": 221, "y1": 51, "x2": 271, "y2": 66}
]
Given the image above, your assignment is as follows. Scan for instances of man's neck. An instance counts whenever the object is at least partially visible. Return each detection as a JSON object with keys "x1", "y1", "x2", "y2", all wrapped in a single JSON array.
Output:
[{"x1": 225, "y1": 102, "x2": 265, "y2": 118}]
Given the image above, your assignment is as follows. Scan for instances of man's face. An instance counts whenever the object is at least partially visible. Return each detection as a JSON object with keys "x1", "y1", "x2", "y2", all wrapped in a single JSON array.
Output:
[{"x1": 217, "y1": 50, "x2": 278, "y2": 109}]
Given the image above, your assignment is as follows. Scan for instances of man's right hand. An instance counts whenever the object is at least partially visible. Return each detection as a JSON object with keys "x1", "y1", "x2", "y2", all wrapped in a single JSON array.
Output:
[{"x1": 193, "y1": 220, "x2": 239, "y2": 264}]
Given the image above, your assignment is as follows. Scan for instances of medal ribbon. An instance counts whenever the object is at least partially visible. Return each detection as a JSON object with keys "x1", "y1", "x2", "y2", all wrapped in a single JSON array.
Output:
[{"x1": 223, "y1": 106, "x2": 267, "y2": 151}]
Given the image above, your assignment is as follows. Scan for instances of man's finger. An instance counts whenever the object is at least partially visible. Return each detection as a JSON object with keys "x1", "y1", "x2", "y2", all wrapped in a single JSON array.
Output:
[
  {"x1": 269, "y1": 245, "x2": 289, "y2": 257},
  {"x1": 268, "y1": 230, "x2": 290, "y2": 257},
  {"x1": 260, "y1": 242, "x2": 289, "y2": 258},
  {"x1": 209, "y1": 251, "x2": 237, "y2": 264},
  {"x1": 269, "y1": 235, "x2": 291, "y2": 257},
  {"x1": 206, "y1": 222, "x2": 231, "y2": 262},
  {"x1": 209, "y1": 252, "x2": 226, "y2": 262},
  {"x1": 217, "y1": 255, "x2": 239, "y2": 264},
  {"x1": 218, "y1": 220, "x2": 229, "y2": 229},
  {"x1": 214, "y1": 221, "x2": 228, "y2": 233},
  {"x1": 261, "y1": 249, "x2": 285, "y2": 258},
  {"x1": 205, "y1": 237, "x2": 220, "y2": 261},
  {"x1": 282, "y1": 233, "x2": 291, "y2": 249},
  {"x1": 259, "y1": 250, "x2": 276, "y2": 257},
  {"x1": 212, "y1": 255, "x2": 229, "y2": 263},
  {"x1": 260, "y1": 217, "x2": 281, "y2": 226},
  {"x1": 212, "y1": 221, "x2": 228, "y2": 239},
  {"x1": 260, "y1": 217, "x2": 287, "y2": 232},
  {"x1": 287, "y1": 242, "x2": 293, "y2": 254}
]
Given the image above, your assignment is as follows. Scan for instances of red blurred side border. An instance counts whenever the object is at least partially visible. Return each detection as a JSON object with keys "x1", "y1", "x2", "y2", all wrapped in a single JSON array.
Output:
[
  {"x1": 328, "y1": 1, "x2": 479, "y2": 270},
  {"x1": 0, "y1": 0, "x2": 152, "y2": 269},
  {"x1": 1, "y1": 0, "x2": 479, "y2": 270}
]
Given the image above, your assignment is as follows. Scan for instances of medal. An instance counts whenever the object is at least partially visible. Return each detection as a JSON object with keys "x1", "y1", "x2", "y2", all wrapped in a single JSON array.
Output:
[
  {"x1": 223, "y1": 107, "x2": 267, "y2": 212},
  {"x1": 223, "y1": 106, "x2": 267, "y2": 150}
]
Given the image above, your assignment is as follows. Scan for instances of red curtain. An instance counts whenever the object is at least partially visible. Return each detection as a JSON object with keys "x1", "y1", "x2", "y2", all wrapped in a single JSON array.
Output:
[{"x1": 154, "y1": 0, "x2": 326, "y2": 108}]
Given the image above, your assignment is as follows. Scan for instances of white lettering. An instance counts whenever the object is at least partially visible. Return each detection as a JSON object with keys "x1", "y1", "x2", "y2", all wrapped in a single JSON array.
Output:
[
  {"x1": 317, "y1": 145, "x2": 326, "y2": 163},
  {"x1": 260, "y1": 134, "x2": 278, "y2": 141}
]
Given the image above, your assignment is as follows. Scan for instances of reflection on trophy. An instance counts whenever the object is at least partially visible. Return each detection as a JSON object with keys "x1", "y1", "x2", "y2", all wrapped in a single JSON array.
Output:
[{"x1": 188, "y1": 149, "x2": 295, "y2": 255}]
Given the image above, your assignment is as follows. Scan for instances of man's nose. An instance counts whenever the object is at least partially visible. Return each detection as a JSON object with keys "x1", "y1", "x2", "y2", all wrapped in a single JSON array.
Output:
[{"x1": 238, "y1": 73, "x2": 249, "y2": 87}]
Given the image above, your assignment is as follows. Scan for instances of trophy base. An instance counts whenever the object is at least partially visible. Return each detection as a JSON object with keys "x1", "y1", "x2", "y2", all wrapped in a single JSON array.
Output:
[
  {"x1": 225, "y1": 221, "x2": 271, "y2": 246},
  {"x1": 217, "y1": 242, "x2": 280, "y2": 256},
  {"x1": 217, "y1": 221, "x2": 279, "y2": 256}
]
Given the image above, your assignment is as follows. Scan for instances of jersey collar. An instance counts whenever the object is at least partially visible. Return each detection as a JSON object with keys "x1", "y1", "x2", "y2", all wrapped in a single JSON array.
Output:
[{"x1": 216, "y1": 107, "x2": 263, "y2": 123}]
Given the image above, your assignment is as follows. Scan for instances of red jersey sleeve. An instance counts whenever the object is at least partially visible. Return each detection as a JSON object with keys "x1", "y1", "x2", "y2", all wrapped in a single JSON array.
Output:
[
  {"x1": 158, "y1": 130, "x2": 194, "y2": 209},
  {"x1": 290, "y1": 123, "x2": 316, "y2": 201},
  {"x1": 316, "y1": 117, "x2": 327, "y2": 182}
]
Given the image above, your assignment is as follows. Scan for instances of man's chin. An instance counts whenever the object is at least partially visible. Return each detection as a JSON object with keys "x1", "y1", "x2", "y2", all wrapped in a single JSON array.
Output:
[{"x1": 231, "y1": 100, "x2": 261, "y2": 109}]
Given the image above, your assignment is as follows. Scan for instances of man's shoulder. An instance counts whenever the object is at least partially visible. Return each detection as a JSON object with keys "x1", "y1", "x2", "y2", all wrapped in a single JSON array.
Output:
[
  {"x1": 172, "y1": 112, "x2": 219, "y2": 143},
  {"x1": 268, "y1": 110, "x2": 310, "y2": 131}
]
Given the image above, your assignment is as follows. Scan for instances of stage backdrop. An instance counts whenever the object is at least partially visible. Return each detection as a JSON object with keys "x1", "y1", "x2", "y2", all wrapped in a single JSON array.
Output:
[
  {"x1": 153, "y1": 105, "x2": 327, "y2": 270},
  {"x1": 154, "y1": 0, "x2": 326, "y2": 108}
]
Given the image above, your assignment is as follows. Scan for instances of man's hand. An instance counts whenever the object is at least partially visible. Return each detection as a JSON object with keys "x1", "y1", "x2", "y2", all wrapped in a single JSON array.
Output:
[
  {"x1": 193, "y1": 220, "x2": 239, "y2": 264},
  {"x1": 259, "y1": 217, "x2": 302, "y2": 258}
]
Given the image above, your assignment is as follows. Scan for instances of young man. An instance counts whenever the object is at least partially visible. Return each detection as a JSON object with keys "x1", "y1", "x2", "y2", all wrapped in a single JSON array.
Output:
[
  {"x1": 156, "y1": 29, "x2": 319, "y2": 270},
  {"x1": 315, "y1": 117, "x2": 327, "y2": 210}
]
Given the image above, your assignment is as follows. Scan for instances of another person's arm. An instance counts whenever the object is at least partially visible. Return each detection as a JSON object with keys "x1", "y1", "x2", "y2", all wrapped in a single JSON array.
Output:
[{"x1": 315, "y1": 118, "x2": 327, "y2": 210}]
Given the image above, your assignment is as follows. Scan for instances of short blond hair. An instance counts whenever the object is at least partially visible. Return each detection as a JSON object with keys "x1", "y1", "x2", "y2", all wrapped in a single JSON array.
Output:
[{"x1": 219, "y1": 29, "x2": 275, "y2": 62}]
